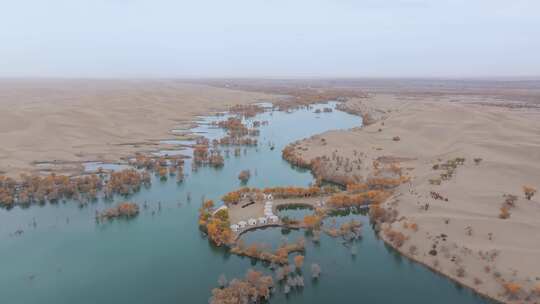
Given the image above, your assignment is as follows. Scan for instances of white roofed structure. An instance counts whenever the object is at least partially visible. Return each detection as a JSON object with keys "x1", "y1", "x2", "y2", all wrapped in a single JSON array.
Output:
[{"x1": 268, "y1": 215, "x2": 279, "y2": 223}]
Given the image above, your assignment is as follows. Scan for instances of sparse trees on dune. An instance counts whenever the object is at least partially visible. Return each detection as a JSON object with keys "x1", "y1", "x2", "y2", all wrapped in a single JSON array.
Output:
[{"x1": 499, "y1": 193, "x2": 519, "y2": 219}]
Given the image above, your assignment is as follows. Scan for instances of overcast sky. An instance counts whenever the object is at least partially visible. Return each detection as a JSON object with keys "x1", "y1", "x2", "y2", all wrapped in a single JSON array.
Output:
[{"x1": 1, "y1": 0, "x2": 539, "y2": 78}]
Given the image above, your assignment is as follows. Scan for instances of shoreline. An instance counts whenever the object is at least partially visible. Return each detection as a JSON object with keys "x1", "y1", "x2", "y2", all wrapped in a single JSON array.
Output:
[
  {"x1": 381, "y1": 233, "x2": 503, "y2": 304},
  {"x1": 4, "y1": 79, "x2": 540, "y2": 303},
  {"x1": 281, "y1": 93, "x2": 540, "y2": 304},
  {"x1": 0, "y1": 80, "x2": 277, "y2": 178},
  {"x1": 0, "y1": 79, "x2": 366, "y2": 179}
]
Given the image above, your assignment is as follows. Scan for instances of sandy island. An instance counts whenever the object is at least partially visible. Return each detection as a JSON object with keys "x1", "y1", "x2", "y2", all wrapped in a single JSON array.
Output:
[{"x1": 286, "y1": 92, "x2": 540, "y2": 303}]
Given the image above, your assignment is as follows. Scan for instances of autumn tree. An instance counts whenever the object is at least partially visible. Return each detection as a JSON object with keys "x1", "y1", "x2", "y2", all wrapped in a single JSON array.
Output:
[
  {"x1": 294, "y1": 255, "x2": 304, "y2": 270},
  {"x1": 238, "y1": 170, "x2": 251, "y2": 183},
  {"x1": 499, "y1": 206, "x2": 510, "y2": 219},
  {"x1": 209, "y1": 269, "x2": 273, "y2": 304},
  {"x1": 503, "y1": 282, "x2": 522, "y2": 299},
  {"x1": 523, "y1": 186, "x2": 537, "y2": 200},
  {"x1": 303, "y1": 214, "x2": 322, "y2": 230}
]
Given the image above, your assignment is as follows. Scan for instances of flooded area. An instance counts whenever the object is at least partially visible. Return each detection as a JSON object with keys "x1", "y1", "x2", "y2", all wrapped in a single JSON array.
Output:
[{"x1": 0, "y1": 102, "x2": 490, "y2": 304}]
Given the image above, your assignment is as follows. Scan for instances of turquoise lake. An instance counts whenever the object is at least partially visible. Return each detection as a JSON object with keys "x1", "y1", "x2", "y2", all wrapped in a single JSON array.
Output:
[{"x1": 0, "y1": 102, "x2": 491, "y2": 304}]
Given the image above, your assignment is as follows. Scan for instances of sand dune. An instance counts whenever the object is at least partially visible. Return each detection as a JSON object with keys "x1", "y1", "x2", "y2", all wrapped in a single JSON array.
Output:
[
  {"x1": 0, "y1": 79, "x2": 275, "y2": 176},
  {"x1": 291, "y1": 93, "x2": 540, "y2": 303}
]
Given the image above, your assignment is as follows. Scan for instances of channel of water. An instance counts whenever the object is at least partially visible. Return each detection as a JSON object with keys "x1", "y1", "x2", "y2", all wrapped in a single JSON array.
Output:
[{"x1": 0, "y1": 102, "x2": 491, "y2": 304}]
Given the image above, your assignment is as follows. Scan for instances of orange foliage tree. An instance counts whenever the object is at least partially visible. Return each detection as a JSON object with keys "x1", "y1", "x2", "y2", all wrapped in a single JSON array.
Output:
[
  {"x1": 523, "y1": 186, "x2": 537, "y2": 200},
  {"x1": 198, "y1": 200, "x2": 233, "y2": 247},
  {"x1": 503, "y1": 282, "x2": 522, "y2": 298},
  {"x1": 327, "y1": 190, "x2": 391, "y2": 209},
  {"x1": 294, "y1": 255, "x2": 304, "y2": 269},
  {"x1": 499, "y1": 206, "x2": 510, "y2": 219},
  {"x1": 209, "y1": 269, "x2": 273, "y2": 304},
  {"x1": 303, "y1": 215, "x2": 322, "y2": 230},
  {"x1": 99, "y1": 202, "x2": 139, "y2": 219}
]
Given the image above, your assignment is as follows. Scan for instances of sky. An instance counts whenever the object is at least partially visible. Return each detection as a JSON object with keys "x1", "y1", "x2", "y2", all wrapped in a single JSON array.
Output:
[{"x1": 1, "y1": 0, "x2": 539, "y2": 78}]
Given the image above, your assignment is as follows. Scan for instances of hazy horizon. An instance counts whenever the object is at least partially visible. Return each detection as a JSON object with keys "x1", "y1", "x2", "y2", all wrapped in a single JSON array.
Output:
[{"x1": 1, "y1": 0, "x2": 539, "y2": 78}]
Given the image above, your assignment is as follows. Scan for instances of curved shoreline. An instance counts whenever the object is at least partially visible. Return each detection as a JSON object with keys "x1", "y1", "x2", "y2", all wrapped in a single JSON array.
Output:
[
  {"x1": 3, "y1": 85, "x2": 538, "y2": 303},
  {"x1": 279, "y1": 94, "x2": 540, "y2": 304},
  {"x1": 381, "y1": 235, "x2": 503, "y2": 304}
]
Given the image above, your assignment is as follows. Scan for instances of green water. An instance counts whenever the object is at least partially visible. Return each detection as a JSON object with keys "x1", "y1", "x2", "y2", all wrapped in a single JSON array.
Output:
[{"x1": 0, "y1": 102, "x2": 491, "y2": 304}]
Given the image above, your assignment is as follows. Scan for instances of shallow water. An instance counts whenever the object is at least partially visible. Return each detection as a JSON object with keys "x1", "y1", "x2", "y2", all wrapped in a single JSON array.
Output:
[{"x1": 0, "y1": 102, "x2": 491, "y2": 304}]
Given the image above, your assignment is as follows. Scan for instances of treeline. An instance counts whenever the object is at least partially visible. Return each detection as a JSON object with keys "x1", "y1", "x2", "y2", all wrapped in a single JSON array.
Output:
[
  {"x1": 209, "y1": 269, "x2": 273, "y2": 304},
  {"x1": 221, "y1": 186, "x2": 339, "y2": 205},
  {"x1": 230, "y1": 238, "x2": 305, "y2": 265},
  {"x1": 98, "y1": 202, "x2": 139, "y2": 220},
  {"x1": 228, "y1": 104, "x2": 265, "y2": 118},
  {"x1": 327, "y1": 190, "x2": 391, "y2": 209},
  {"x1": 193, "y1": 138, "x2": 225, "y2": 168},
  {"x1": 129, "y1": 154, "x2": 185, "y2": 182},
  {"x1": 0, "y1": 169, "x2": 151, "y2": 208}
]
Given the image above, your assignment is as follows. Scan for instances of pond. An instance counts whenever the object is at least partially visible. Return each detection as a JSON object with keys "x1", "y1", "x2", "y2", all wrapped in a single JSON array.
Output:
[{"x1": 0, "y1": 102, "x2": 491, "y2": 304}]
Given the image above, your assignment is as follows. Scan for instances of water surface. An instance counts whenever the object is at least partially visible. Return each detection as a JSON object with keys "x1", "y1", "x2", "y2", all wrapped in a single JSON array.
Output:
[{"x1": 0, "y1": 102, "x2": 490, "y2": 304}]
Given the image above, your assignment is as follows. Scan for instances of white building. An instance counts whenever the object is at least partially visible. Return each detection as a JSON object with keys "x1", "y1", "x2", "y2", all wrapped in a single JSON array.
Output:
[
  {"x1": 268, "y1": 215, "x2": 279, "y2": 223},
  {"x1": 248, "y1": 218, "x2": 257, "y2": 226},
  {"x1": 230, "y1": 224, "x2": 239, "y2": 232},
  {"x1": 258, "y1": 217, "x2": 267, "y2": 224},
  {"x1": 238, "y1": 221, "x2": 247, "y2": 228}
]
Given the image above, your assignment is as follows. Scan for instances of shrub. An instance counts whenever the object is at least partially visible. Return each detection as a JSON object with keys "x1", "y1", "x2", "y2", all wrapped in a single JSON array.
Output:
[
  {"x1": 456, "y1": 266, "x2": 466, "y2": 278},
  {"x1": 533, "y1": 283, "x2": 540, "y2": 296},
  {"x1": 384, "y1": 228, "x2": 406, "y2": 247},
  {"x1": 503, "y1": 282, "x2": 522, "y2": 299},
  {"x1": 499, "y1": 206, "x2": 510, "y2": 219},
  {"x1": 523, "y1": 186, "x2": 537, "y2": 200},
  {"x1": 238, "y1": 170, "x2": 251, "y2": 183}
]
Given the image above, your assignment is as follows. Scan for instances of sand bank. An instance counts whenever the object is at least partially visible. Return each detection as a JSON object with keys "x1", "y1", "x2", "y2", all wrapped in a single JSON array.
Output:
[
  {"x1": 288, "y1": 93, "x2": 540, "y2": 303},
  {"x1": 0, "y1": 79, "x2": 276, "y2": 177}
]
